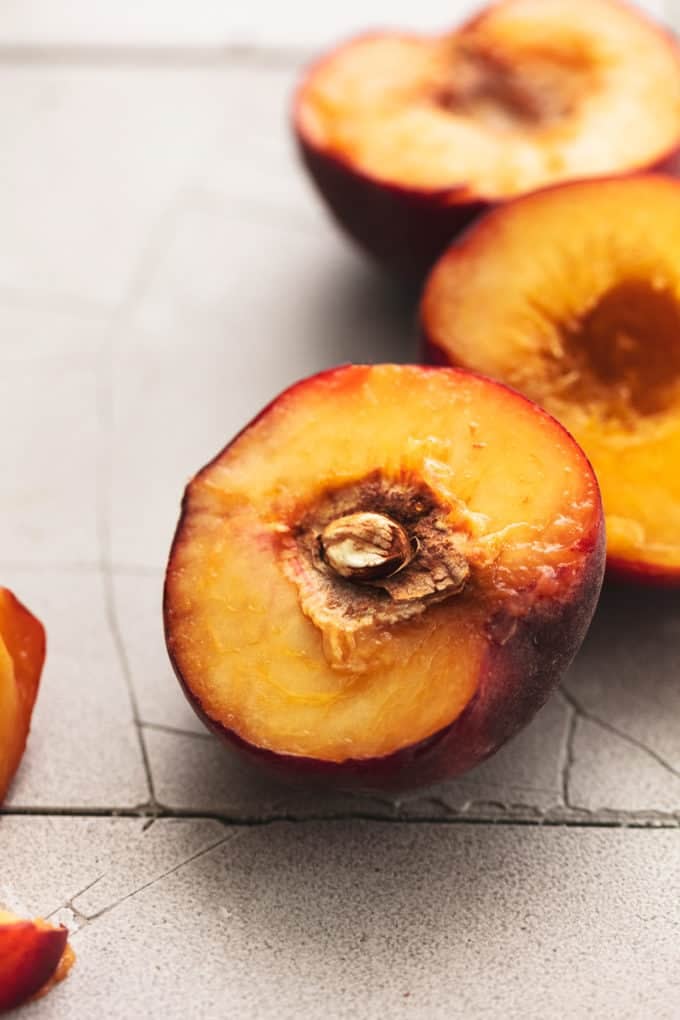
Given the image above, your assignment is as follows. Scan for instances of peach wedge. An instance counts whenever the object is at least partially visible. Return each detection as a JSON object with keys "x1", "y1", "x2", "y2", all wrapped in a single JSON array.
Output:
[
  {"x1": 294, "y1": 0, "x2": 680, "y2": 277},
  {"x1": 165, "y1": 365, "x2": 604, "y2": 790},
  {"x1": 422, "y1": 174, "x2": 680, "y2": 585},
  {"x1": 0, "y1": 911, "x2": 74, "y2": 1013},
  {"x1": 0, "y1": 589, "x2": 46, "y2": 803}
]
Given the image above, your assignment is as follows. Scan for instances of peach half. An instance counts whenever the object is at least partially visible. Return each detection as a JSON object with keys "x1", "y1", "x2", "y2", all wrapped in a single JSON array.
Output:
[
  {"x1": 0, "y1": 589, "x2": 46, "y2": 804},
  {"x1": 422, "y1": 173, "x2": 680, "y2": 584},
  {"x1": 164, "y1": 365, "x2": 604, "y2": 790},
  {"x1": 294, "y1": 0, "x2": 680, "y2": 277},
  {"x1": 0, "y1": 911, "x2": 74, "y2": 1013}
]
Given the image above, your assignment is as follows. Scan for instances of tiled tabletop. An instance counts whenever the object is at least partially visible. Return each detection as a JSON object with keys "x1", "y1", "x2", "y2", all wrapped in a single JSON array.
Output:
[{"x1": 1, "y1": 3, "x2": 679, "y2": 1017}]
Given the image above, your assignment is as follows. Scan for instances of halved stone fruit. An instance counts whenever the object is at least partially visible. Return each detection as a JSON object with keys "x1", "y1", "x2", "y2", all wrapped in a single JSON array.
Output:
[
  {"x1": 422, "y1": 173, "x2": 680, "y2": 584},
  {"x1": 165, "y1": 365, "x2": 604, "y2": 789},
  {"x1": 294, "y1": 0, "x2": 680, "y2": 276},
  {"x1": 0, "y1": 911, "x2": 74, "y2": 1013}
]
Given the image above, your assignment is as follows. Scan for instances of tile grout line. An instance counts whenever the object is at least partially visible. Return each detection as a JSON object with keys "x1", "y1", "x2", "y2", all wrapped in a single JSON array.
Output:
[
  {"x1": 559, "y1": 691, "x2": 578, "y2": 813},
  {"x1": 140, "y1": 721, "x2": 215, "y2": 741},
  {"x1": 94, "y1": 195, "x2": 192, "y2": 809},
  {"x1": 561, "y1": 685, "x2": 680, "y2": 781},
  {"x1": 0, "y1": 43, "x2": 311, "y2": 68},
  {"x1": 0, "y1": 560, "x2": 102, "y2": 573},
  {"x1": 0, "y1": 284, "x2": 113, "y2": 319},
  {"x1": 101, "y1": 568, "x2": 158, "y2": 805},
  {"x1": 1, "y1": 805, "x2": 679, "y2": 829},
  {"x1": 0, "y1": 562, "x2": 163, "y2": 575},
  {"x1": 97, "y1": 310, "x2": 157, "y2": 807},
  {"x1": 0, "y1": 5, "x2": 673, "y2": 70},
  {"x1": 77, "y1": 831, "x2": 242, "y2": 925}
]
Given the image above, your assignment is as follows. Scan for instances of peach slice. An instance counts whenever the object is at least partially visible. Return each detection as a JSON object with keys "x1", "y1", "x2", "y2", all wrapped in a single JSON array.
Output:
[
  {"x1": 294, "y1": 0, "x2": 680, "y2": 277},
  {"x1": 164, "y1": 365, "x2": 604, "y2": 789},
  {"x1": 422, "y1": 173, "x2": 680, "y2": 585},
  {"x1": 0, "y1": 590, "x2": 46, "y2": 804},
  {"x1": 0, "y1": 911, "x2": 74, "y2": 1013}
]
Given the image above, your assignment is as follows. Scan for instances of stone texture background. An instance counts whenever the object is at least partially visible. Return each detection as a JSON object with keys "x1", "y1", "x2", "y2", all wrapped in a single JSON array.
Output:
[{"x1": 0, "y1": 2, "x2": 678, "y2": 1017}]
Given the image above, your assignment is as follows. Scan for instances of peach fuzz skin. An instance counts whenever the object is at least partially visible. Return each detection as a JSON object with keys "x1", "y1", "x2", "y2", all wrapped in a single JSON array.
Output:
[
  {"x1": 293, "y1": 1, "x2": 680, "y2": 279},
  {"x1": 165, "y1": 366, "x2": 605, "y2": 792},
  {"x1": 0, "y1": 589, "x2": 46, "y2": 804},
  {"x1": 0, "y1": 914, "x2": 71, "y2": 1013}
]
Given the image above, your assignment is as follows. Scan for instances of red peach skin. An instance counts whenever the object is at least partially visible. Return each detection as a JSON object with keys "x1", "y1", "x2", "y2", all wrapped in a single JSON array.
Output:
[
  {"x1": 0, "y1": 915, "x2": 69, "y2": 1013},
  {"x1": 0, "y1": 589, "x2": 46, "y2": 803},
  {"x1": 295, "y1": 138, "x2": 486, "y2": 279}
]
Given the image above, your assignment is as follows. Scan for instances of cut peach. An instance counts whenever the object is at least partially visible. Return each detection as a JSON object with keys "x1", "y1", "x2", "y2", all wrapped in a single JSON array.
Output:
[
  {"x1": 294, "y1": 0, "x2": 680, "y2": 277},
  {"x1": 0, "y1": 589, "x2": 46, "y2": 803},
  {"x1": 422, "y1": 173, "x2": 680, "y2": 585},
  {"x1": 0, "y1": 911, "x2": 74, "y2": 1013},
  {"x1": 164, "y1": 365, "x2": 604, "y2": 789}
]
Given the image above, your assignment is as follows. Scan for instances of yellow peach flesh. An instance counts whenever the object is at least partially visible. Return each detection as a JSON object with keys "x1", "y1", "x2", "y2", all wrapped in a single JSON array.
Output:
[
  {"x1": 0, "y1": 637, "x2": 21, "y2": 800},
  {"x1": 423, "y1": 175, "x2": 680, "y2": 575}
]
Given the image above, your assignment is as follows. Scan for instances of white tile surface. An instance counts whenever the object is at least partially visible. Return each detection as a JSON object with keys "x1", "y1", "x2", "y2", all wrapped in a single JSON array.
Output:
[
  {"x1": 2, "y1": 568, "x2": 149, "y2": 809},
  {"x1": 0, "y1": 1, "x2": 670, "y2": 49},
  {"x1": 564, "y1": 586, "x2": 680, "y2": 816},
  {"x1": 111, "y1": 196, "x2": 416, "y2": 569},
  {"x1": 0, "y1": 308, "x2": 102, "y2": 565},
  {"x1": 0, "y1": 2, "x2": 491, "y2": 49},
  {"x1": 3, "y1": 818, "x2": 679, "y2": 1020},
  {"x1": 564, "y1": 585, "x2": 680, "y2": 773},
  {"x1": 411, "y1": 692, "x2": 571, "y2": 816},
  {"x1": 112, "y1": 572, "x2": 203, "y2": 733},
  {"x1": 70, "y1": 817, "x2": 227, "y2": 919},
  {"x1": 0, "y1": 816, "x2": 145, "y2": 919},
  {"x1": 0, "y1": 67, "x2": 278, "y2": 307},
  {"x1": 568, "y1": 715, "x2": 680, "y2": 814}
]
